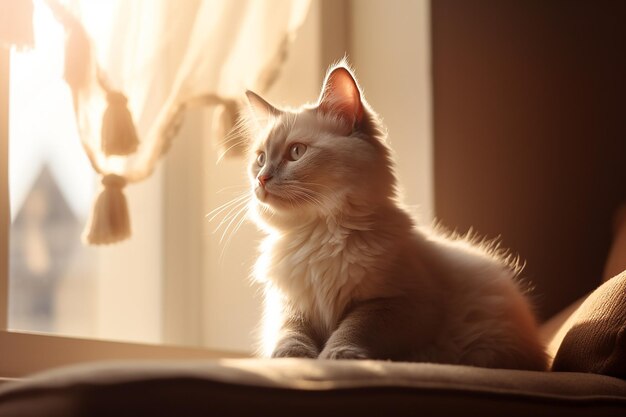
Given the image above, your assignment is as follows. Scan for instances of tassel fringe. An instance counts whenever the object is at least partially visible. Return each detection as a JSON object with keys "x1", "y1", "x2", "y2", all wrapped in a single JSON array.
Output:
[
  {"x1": 101, "y1": 92, "x2": 139, "y2": 156},
  {"x1": 83, "y1": 174, "x2": 131, "y2": 245}
]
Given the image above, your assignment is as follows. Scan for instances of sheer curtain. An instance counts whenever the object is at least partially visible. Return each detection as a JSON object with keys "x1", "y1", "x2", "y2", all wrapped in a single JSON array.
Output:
[{"x1": 46, "y1": 0, "x2": 310, "y2": 244}]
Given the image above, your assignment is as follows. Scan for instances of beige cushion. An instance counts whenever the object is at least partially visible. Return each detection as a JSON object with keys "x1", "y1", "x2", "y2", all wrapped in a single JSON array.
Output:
[
  {"x1": 540, "y1": 294, "x2": 586, "y2": 365},
  {"x1": 0, "y1": 359, "x2": 625, "y2": 416},
  {"x1": 552, "y1": 270, "x2": 626, "y2": 377}
]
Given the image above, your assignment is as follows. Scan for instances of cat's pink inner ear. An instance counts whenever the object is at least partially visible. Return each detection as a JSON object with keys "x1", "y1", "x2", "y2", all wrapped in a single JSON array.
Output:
[
  {"x1": 318, "y1": 67, "x2": 364, "y2": 127},
  {"x1": 246, "y1": 90, "x2": 278, "y2": 124}
]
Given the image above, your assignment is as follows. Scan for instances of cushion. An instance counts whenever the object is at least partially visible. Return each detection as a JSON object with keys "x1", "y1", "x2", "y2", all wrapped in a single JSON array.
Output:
[
  {"x1": 0, "y1": 359, "x2": 625, "y2": 417},
  {"x1": 540, "y1": 294, "x2": 586, "y2": 364},
  {"x1": 552, "y1": 270, "x2": 626, "y2": 377}
]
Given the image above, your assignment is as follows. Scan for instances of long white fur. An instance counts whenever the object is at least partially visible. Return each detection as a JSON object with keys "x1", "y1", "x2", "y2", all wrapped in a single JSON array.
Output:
[{"x1": 243, "y1": 62, "x2": 546, "y2": 369}]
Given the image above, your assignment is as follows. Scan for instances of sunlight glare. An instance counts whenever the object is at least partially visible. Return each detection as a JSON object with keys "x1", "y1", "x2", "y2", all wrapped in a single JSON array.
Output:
[{"x1": 9, "y1": 0, "x2": 95, "y2": 221}]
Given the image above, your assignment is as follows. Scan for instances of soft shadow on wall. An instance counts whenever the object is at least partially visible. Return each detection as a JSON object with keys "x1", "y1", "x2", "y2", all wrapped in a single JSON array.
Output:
[{"x1": 432, "y1": 0, "x2": 626, "y2": 320}]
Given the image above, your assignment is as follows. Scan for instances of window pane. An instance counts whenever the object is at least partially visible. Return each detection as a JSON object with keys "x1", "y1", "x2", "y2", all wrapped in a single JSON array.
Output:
[
  {"x1": 8, "y1": 1, "x2": 163, "y2": 344},
  {"x1": 9, "y1": 165, "x2": 96, "y2": 335}
]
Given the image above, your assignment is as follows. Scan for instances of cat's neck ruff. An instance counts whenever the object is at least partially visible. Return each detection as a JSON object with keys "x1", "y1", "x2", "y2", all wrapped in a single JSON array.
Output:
[{"x1": 258, "y1": 203, "x2": 413, "y2": 331}]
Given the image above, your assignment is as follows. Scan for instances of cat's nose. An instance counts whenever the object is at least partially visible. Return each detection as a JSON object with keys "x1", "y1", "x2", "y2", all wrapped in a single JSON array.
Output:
[{"x1": 257, "y1": 174, "x2": 273, "y2": 188}]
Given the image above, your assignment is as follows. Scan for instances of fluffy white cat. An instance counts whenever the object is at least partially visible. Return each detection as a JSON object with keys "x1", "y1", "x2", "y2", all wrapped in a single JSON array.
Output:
[{"x1": 242, "y1": 62, "x2": 547, "y2": 370}]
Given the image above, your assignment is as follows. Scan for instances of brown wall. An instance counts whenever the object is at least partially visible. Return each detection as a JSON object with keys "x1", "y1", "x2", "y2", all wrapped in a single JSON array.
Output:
[{"x1": 431, "y1": 0, "x2": 626, "y2": 320}]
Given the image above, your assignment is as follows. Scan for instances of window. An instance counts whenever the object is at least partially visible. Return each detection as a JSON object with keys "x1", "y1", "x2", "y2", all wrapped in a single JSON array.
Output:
[
  {"x1": 0, "y1": 0, "x2": 329, "y2": 377},
  {"x1": 8, "y1": 2, "x2": 164, "y2": 344}
]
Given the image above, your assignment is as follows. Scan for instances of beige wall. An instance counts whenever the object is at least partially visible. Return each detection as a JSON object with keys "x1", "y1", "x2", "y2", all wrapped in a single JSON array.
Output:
[{"x1": 350, "y1": 0, "x2": 433, "y2": 222}]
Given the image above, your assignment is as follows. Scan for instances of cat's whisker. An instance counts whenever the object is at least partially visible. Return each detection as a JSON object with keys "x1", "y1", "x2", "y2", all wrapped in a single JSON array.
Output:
[
  {"x1": 206, "y1": 192, "x2": 248, "y2": 215},
  {"x1": 219, "y1": 203, "x2": 251, "y2": 261},
  {"x1": 286, "y1": 193, "x2": 301, "y2": 210},
  {"x1": 217, "y1": 137, "x2": 247, "y2": 162},
  {"x1": 279, "y1": 188, "x2": 305, "y2": 205},
  {"x1": 216, "y1": 184, "x2": 250, "y2": 194},
  {"x1": 221, "y1": 122, "x2": 247, "y2": 144},
  {"x1": 220, "y1": 200, "x2": 251, "y2": 244},
  {"x1": 218, "y1": 118, "x2": 250, "y2": 153},
  {"x1": 291, "y1": 180, "x2": 335, "y2": 194},
  {"x1": 231, "y1": 207, "x2": 249, "y2": 238},
  {"x1": 293, "y1": 190, "x2": 323, "y2": 208},
  {"x1": 214, "y1": 197, "x2": 250, "y2": 232},
  {"x1": 282, "y1": 181, "x2": 334, "y2": 203},
  {"x1": 289, "y1": 191, "x2": 322, "y2": 209},
  {"x1": 282, "y1": 184, "x2": 328, "y2": 211},
  {"x1": 205, "y1": 193, "x2": 249, "y2": 221}
]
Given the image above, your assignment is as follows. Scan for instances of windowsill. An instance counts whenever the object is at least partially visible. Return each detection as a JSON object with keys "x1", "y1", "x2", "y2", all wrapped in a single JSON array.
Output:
[{"x1": 0, "y1": 330, "x2": 249, "y2": 379}]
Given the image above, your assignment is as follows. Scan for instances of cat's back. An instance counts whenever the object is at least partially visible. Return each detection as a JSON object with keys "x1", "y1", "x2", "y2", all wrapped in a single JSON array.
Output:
[{"x1": 413, "y1": 230, "x2": 547, "y2": 370}]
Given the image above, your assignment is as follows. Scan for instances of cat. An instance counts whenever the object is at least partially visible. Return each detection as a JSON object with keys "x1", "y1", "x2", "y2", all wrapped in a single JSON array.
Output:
[{"x1": 242, "y1": 61, "x2": 547, "y2": 370}]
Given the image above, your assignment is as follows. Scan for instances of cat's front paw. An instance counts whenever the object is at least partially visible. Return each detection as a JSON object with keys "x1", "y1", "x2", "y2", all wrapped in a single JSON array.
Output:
[
  {"x1": 319, "y1": 345, "x2": 370, "y2": 360},
  {"x1": 271, "y1": 342, "x2": 318, "y2": 359}
]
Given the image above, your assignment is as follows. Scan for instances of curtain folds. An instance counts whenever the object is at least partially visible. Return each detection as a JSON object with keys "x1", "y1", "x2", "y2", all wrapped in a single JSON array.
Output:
[{"x1": 44, "y1": 0, "x2": 310, "y2": 244}]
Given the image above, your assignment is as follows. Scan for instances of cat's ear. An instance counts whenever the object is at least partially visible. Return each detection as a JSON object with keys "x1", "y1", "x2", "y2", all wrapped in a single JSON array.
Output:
[
  {"x1": 318, "y1": 66, "x2": 364, "y2": 128},
  {"x1": 245, "y1": 90, "x2": 279, "y2": 125}
]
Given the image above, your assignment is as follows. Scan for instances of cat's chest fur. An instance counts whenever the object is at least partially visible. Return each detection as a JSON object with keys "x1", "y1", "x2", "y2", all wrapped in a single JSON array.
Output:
[{"x1": 257, "y1": 216, "x2": 386, "y2": 332}]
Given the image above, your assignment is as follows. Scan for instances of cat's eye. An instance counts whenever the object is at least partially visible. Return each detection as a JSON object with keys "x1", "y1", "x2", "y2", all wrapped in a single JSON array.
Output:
[
  {"x1": 289, "y1": 143, "x2": 307, "y2": 161},
  {"x1": 256, "y1": 152, "x2": 266, "y2": 167}
]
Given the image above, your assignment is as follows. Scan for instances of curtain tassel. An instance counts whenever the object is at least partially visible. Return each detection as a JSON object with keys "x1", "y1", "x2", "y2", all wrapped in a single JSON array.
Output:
[
  {"x1": 101, "y1": 92, "x2": 139, "y2": 156},
  {"x1": 83, "y1": 174, "x2": 131, "y2": 245}
]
